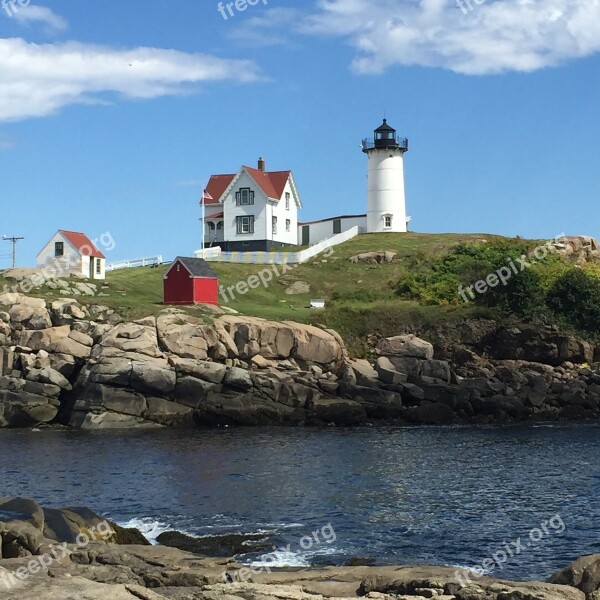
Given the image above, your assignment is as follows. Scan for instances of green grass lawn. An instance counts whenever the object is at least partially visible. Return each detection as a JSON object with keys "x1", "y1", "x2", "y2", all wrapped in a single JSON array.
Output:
[{"x1": 0, "y1": 233, "x2": 508, "y2": 346}]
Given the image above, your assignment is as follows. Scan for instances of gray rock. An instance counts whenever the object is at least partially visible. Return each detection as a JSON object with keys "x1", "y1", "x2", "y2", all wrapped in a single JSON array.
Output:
[
  {"x1": 378, "y1": 334, "x2": 434, "y2": 360},
  {"x1": 224, "y1": 367, "x2": 253, "y2": 391},
  {"x1": 376, "y1": 356, "x2": 408, "y2": 385},
  {"x1": 130, "y1": 362, "x2": 176, "y2": 398}
]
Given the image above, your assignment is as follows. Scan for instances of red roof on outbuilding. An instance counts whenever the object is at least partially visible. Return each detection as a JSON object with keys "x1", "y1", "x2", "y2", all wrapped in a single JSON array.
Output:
[{"x1": 60, "y1": 230, "x2": 105, "y2": 258}]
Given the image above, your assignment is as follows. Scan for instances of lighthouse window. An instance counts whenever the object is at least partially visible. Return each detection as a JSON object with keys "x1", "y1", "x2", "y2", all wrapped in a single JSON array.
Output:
[{"x1": 384, "y1": 215, "x2": 393, "y2": 228}]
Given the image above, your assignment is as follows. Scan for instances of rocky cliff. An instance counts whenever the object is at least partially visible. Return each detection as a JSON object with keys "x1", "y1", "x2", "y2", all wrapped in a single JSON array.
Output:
[{"x1": 1, "y1": 293, "x2": 600, "y2": 429}]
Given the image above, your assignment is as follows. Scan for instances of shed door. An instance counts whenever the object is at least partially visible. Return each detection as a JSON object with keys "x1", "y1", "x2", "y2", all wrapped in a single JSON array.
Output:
[{"x1": 302, "y1": 226, "x2": 310, "y2": 246}]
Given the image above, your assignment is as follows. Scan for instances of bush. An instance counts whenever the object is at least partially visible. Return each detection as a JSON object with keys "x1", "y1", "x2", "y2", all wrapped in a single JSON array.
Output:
[
  {"x1": 396, "y1": 238, "x2": 537, "y2": 307},
  {"x1": 475, "y1": 268, "x2": 545, "y2": 318},
  {"x1": 546, "y1": 269, "x2": 600, "y2": 334}
]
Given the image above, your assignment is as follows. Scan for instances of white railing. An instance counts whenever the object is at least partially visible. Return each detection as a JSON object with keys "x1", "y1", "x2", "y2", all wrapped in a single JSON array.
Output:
[
  {"x1": 195, "y1": 247, "x2": 223, "y2": 260},
  {"x1": 106, "y1": 256, "x2": 163, "y2": 271},
  {"x1": 194, "y1": 227, "x2": 361, "y2": 265},
  {"x1": 296, "y1": 227, "x2": 360, "y2": 263}
]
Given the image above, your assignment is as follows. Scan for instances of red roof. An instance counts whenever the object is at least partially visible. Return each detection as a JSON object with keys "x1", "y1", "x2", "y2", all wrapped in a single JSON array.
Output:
[
  {"x1": 204, "y1": 174, "x2": 235, "y2": 205},
  {"x1": 204, "y1": 168, "x2": 292, "y2": 204},
  {"x1": 206, "y1": 212, "x2": 224, "y2": 219},
  {"x1": 244, "y1": 167, "x2": 291, "y2": 200},
  {"x1": 60, "y1": 230, "x2": 105, "y2": 258}
]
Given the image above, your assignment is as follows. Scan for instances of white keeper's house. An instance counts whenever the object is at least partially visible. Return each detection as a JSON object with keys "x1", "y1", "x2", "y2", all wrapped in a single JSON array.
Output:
[
  {"x1": 36, "y1": 230, "x2": 106, "y2": 280},
  {"x1": 199, "y1": 119, "x2": 410, "y2": 252},
  {"x1": 202, "y1": 158, "x2": 302, "y2": 252}
]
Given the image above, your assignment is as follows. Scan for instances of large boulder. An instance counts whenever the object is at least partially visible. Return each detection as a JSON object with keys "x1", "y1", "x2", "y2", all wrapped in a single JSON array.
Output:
[
  {"x1": 26, "y1": 367, "x2": 72, "y2": 391},
  {"x1": 130, "y1": 362, "x2": 176, "y2": 398},
  {"x1": 375, "y1": 356, "x2": 407, "y2": 385},
  {"x1": 219, "y1": 316, "x2": 296, "y2": 359},
  {"x1": 71, "y1": 383, "x2": 147, "y2": 423},
  {"x1": 349, "y1": 359, "x2": 379, "y2": 387},
  {"x1": 19, "y1": 325, "x2": 71, "y2": 351},
  {"x1": 99, "y1": 323, "x2": 162, "y2": 359},
  {"x1": 550, "y1": 554, "x2": 600, "y2": 596},
  {"x1": 0, "y1": 390, "x2": 60, "y2": 427},
  {"x1": 287, "y1": 322, "x2": 343, "y2": 366},
  {"x1": 378, "y1": 334, "x2": 434, "y2": 360},
  {"x1": 157, "y1": 313, "x2": 216, "y2": 360},
  {"x1": 8, "y1": 304, "x2": 52, "y2": 330},
  {"x1": 169, "y1": 358, "x2": 227, "y2": 384}
]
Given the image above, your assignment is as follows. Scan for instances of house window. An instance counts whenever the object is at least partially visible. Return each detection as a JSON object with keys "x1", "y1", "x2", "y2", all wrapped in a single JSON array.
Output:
[
  {"x1": 96, "y1": 259, "x2": 102, "y2": 275},
  {"x1": 333, "y1": 219, "x2": 342, "y2": 234},
  {"x1": 272, "y1": 216, "x2": 278, "y2": 235},
  {"x1": 286, "y1": 219, "x2": 291, "y2": 232},
  {"x1": 207, "y1": 222, "x2": 216, "y2": 231},
  {"x1": 384, "y1": 215, "x2": 393, "y2": 228},
  {"x1": 235, "y1": 188, "x2": 254, "y2": 206},
  {"x1": 55, "y1": 242, "x2": 64, "y2": 257},
  {"x1": 285, "y1": 192, "x2": 290, "y2": 210},
  {"x1": 236, "y1": 216, "x2": 255, "y2": 234},
  {"x1": 217, "y1": 221, "x2": 223, "y2": 230}
]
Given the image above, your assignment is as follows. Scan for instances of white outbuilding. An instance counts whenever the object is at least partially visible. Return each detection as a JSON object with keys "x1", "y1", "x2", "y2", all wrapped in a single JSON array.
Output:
[{"x1": 36, "y1": 230, "x2": 106, "y2": 280}]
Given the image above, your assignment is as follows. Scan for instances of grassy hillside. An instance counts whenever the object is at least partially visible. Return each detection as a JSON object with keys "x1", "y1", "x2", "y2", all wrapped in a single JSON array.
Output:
[
  {"x1": 3, "y1": 232, "x2": 595, "y2": 356},
  {"x1": 0, "y1": 232, "x2": 496, "y2": 320}
]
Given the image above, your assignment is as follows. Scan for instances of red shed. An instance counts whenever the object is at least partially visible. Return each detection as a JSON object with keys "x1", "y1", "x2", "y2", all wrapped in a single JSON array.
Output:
[{"x1": 163, "y1": 257, "x2": 219, "y2": 305}]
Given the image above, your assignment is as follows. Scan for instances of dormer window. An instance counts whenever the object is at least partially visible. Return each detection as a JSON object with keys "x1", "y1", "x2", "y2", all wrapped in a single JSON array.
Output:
[{"x1": 236, "y1": 188, "x2": 254, "y2": 206}]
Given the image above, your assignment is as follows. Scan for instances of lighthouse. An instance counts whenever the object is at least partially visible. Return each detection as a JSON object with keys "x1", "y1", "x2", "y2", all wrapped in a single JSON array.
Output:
[{"x1": 362, "y1": 119, "x2": 409, "y2": 233}]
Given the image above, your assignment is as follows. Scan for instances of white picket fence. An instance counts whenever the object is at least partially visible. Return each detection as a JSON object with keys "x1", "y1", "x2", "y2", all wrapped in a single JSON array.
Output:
[
  {"x1": 106, "y1": 255, "x2": 163, "y2": 271},
  {"x1": 195, "y1": 227, "x2": 361, "y2": 265}
]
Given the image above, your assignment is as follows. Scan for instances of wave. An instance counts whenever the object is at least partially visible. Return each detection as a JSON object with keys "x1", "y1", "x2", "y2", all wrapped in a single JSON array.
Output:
[{"x1": 118, "y1": 517, "x2": 173, "y2": 544}]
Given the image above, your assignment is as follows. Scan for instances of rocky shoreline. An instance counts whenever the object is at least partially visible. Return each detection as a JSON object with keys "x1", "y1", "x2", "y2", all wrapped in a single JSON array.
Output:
[
  {"x1": 1, "y1": 293, "x2": 600, "y2": 429},
  {"x1": 1, "y1": 498, "x2": 599, "y2": 600}
]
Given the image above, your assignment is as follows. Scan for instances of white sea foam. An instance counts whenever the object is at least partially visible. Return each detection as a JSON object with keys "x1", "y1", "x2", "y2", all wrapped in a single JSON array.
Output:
[
  {"x1": 118, "y1": 517, "x2": 172, "y2": 544},
  {"x1": 249, "y1": 550, "x2": 311, "y2": 568}
]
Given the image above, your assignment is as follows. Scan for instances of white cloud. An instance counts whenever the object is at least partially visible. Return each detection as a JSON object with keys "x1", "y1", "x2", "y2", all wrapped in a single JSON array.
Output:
[
  {"x1": 301, "y1": 0, "x2": 600, "y2": 75},
  {"x1": 0, "y1": 38, "x2": 263, "y2": 122},
  {"x1": 12, "y1": 5, "x2": 68, "y2": 33},
  {"x1": 228, "y1": 8, "x2": 303, "y2": 47}
]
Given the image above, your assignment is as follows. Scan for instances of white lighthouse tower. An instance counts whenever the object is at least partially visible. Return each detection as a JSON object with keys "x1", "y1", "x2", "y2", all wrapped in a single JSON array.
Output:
[{"x1": 362, "y1": 119, "x2": 409, "y2": 233}]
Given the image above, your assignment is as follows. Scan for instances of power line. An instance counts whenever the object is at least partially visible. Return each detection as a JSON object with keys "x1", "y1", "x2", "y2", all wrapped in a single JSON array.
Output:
[{"x1": 2, "y1": 236, "x2": 25, "y2": 269}]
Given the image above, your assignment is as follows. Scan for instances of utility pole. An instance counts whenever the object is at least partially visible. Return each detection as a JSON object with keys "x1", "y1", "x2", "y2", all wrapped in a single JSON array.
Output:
[{"x1": 2, "y1": 235, "x2": 25, "y2": 269}]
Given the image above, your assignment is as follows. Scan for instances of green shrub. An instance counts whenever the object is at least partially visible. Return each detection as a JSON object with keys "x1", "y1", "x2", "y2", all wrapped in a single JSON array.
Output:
[
  {"x1": 475, "y1": 268, "x2": 545, "y2": 318},
  {"x1": 546, "y1": 269, "x2": 600, "y2": 334}
]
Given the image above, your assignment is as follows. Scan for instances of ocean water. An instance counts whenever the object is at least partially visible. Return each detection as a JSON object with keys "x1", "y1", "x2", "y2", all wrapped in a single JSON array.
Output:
[{"x1": 1, "y1": 424, "x2": 599, "y2": 580}]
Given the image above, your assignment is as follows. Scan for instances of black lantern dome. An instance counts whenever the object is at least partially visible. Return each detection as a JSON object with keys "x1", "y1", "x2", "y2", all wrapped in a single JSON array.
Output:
[
  {"x1": 362, "y1": 119, "x2": 408, "y2": 153},
  {"x1": 374, "y1": 119, "x2": 399, "y2": 149}
]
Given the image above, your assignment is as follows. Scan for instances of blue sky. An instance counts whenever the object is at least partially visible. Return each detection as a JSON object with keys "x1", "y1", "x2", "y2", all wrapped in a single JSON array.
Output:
[{"x1": 1, "y1": 0, "x2": 599, "y2": 267}]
